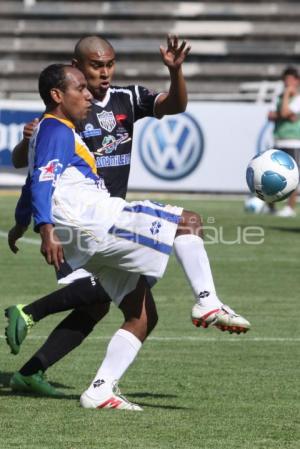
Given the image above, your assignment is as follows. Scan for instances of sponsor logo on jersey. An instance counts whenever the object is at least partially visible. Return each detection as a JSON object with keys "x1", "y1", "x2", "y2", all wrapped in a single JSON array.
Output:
[
  {"x1": 94, "y1": 133, "x2": 131, "y2": 155},
  {"x1": 39, "y1": 159, "x2": 63, "y2": 184},
  {"x1": 138, "y1": 112, "x2": 204, "y2": 180},
  {"x1": 80, "y1": 123, "x2": 102, "y2": 138},
  {"x1": 96, "y1": 110, "x2": 116, "y2": 132},
  {"x1": 96, "y1": 153, "x2": 131, "y2": 167},
  {"x1": 116, "y1": 114, "x2": 128, "y2": 123}
]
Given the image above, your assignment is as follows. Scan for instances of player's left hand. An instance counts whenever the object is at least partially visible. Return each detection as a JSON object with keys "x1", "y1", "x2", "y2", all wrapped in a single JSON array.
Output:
[
  {"x1": 160, "y1": 34, "x2": 191, "y2": 70},
  {"x1": 40, "y1": 224, "x2": 64, "y2": 270},
  {"x1": 8, "y1": 223, "x2": 28, "y2": 254}
]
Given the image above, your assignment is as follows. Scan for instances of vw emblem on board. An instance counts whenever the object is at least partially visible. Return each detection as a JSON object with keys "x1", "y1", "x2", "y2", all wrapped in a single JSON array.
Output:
[{"x1": 138, "y1": 112, "x2": 204, "y2": 180}]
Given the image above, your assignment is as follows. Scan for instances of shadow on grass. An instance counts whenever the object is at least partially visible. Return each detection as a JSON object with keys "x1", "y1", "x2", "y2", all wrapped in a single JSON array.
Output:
[
  {"x1": 265, "y1": 225, "x2": 300, "y2": 233},
  {"x1": 127, "y1": 392, "x2": 191, "y2": 410},
  {"x1": 130, "y1": 401, "x2": 191, "y2": 410},
  {"x1": 127, "y1": 392, "x2": 178, "y2": 399}
]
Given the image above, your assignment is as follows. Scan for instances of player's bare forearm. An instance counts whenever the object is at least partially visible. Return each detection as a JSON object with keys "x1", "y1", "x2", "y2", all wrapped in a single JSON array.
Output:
[
  {"x1": 12, "y1": 139, "x2": 29, "y2": 168},
  {"x1": 155, "y1": 35, "x2": 190, "y2": 118},
  {"x1": 155, "y1": 67, "x2": 188, "y2": 117},
  {"x1": 12, "y1": 118, "x2": 39, "y2": 168}
]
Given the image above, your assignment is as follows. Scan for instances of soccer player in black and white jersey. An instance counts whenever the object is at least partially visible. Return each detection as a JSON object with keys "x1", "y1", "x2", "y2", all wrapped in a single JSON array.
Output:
[
  {"x1": 73, "y1": 35, "x2": 190, "y2": 199},
  {"x1": 7, "y1": 37, "x2": 250, "y2": 406}
]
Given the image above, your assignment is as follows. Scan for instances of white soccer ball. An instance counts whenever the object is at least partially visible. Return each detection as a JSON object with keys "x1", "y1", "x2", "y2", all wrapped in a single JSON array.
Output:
[
  {"x1": 246, "y1": 149, "x2": 299, "y2": 203},
  {"x1": 244, "y1": 196, "x2": 265, "y2": 214}
]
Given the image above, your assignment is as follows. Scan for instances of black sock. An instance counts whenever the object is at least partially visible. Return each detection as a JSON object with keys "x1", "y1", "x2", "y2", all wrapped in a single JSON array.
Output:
[
  {"x1": 18, "y1": 303, "x2": 109, "y2": 376},
  {"x1": 23, "y1": 276, "x2": 111, "y2": 322}
]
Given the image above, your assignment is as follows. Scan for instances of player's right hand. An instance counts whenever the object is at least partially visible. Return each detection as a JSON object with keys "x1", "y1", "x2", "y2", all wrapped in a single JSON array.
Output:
[
  {"x1": 39, "y1": 224, "x2": 64, "y2": 270},
  {"x1": 23, "y1": 118, "x2": 39, "y2": 140},
  {"x1": 8, "y1": 223, "x2": 28, "y2": 254}
]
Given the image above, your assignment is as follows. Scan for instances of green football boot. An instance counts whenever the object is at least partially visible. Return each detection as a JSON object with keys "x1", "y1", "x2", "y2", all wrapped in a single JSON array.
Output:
[
  {"x1": 4, "y1": 304, "x2": 35, "y2": 354},
  {"x1": 10, "y1": 371, "x2": 64, "y2": 397}
]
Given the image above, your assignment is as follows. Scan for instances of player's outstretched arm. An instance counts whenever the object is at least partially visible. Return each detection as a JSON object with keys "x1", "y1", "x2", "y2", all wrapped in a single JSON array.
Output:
[
  {"x1": 12, "y1": 118, "x2": 39, "y2": 168},
  {"x1": 155, "y1": 34, "x2": 191, "y2": 118}
]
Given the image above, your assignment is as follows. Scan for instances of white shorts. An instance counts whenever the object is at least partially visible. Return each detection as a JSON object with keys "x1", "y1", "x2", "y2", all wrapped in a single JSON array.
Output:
[{"x1": 55, "y1": 200, "x2": 182, "y2": 304}]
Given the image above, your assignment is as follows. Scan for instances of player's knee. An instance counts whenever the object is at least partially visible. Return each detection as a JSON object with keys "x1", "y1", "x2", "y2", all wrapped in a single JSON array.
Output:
[
  {"x1": 82, "y1": 301, "x2": 111, "y2": 323},
  {"x1": 178, "y1": 210, "x2": 203, "y2": 236}
]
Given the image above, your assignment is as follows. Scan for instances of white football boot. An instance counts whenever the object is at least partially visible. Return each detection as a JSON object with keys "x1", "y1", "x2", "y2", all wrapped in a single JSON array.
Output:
[
  {"x1": 80, "y1": 380, "x2": 142, "y2": 411},
  {"x1": 191, "y1": 293, "x2": 251, "y2": 334}
]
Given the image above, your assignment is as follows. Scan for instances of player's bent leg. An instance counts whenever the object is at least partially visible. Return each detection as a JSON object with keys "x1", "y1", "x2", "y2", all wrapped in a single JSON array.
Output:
[
  {"x1": 175, "y1": 210, "x2": 251, "y2": 334},
  {"x1": 4, "y1": 276, "x2": 111, "y2": 355},
  {"x1": 119, "y1": 276, "x2": 158, "y2": 342},
  {"x1": 80, "y1": 277, "x2": 155, "y2": 411}
]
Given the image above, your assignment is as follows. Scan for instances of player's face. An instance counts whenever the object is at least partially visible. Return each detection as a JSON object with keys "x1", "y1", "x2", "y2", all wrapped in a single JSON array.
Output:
[
  {"x1": 58, "y1": 68, "x2": 93, "y2": 122},
  {"x1": 75, "y1": 47, "x2": 116, "y2": 100},
  {"x1": 284, "y1": 74, "x2": 299, "y2": 94}
]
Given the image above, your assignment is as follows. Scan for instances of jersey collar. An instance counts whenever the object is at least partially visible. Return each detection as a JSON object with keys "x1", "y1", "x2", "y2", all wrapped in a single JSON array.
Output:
[
  {"x1": 44, "y1": 113, "x2": 75, "y2": 129},
  {"x1": 93, "y1": 89, "x2": 111, "y2": 108}
]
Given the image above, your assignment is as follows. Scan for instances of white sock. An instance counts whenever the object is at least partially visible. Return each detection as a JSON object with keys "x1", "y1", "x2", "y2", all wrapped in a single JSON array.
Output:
[
  {"x1": 86, "y1": 329, "x2": 142, "y2": 399},
  {"x1": 173, "y1": 234, "x2": 222, "y2": 307}
]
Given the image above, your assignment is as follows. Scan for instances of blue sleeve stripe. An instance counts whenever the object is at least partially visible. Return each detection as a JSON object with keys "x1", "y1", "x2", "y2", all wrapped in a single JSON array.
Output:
[
  {"x1": 108, "y1": 225, "x2": 173, "y2": 255},
  {"x1": 123, "y1": 204, "x2": 181, "y2": 223}
]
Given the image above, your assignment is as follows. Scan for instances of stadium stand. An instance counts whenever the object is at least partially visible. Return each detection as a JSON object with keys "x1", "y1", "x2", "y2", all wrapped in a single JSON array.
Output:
[{"x1": 1, "y1": 0, "x2": 300, "y2": 101}]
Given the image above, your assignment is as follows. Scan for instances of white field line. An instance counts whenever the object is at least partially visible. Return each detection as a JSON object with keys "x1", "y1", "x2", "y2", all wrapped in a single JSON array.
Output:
[
  {"x1": 0, "y1": 335, "x2": 299, "y2": 343},
  {"x1": 0, "y1": 230, "x2": 40, "y2": 245}
]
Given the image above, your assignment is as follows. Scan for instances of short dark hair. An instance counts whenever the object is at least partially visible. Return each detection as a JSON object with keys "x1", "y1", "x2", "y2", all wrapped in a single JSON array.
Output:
[
  {"x1": 38, "y1": 63, "x2": 72, "y2": 106},
  {"x1": 282, "y1": 66, "x2": 299, "y2": 79}
]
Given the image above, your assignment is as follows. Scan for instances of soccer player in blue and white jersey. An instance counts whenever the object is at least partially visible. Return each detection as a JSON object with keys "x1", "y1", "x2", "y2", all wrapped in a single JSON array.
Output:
[
  {"x1": 8, "y1": 35, "x2": 192, "y2": 400},
  {"x1": 7, "y1": 64, "x2": 250, "y2": 410}
]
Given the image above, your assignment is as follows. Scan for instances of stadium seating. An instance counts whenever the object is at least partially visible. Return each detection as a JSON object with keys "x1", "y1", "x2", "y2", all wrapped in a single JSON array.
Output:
[{"x1": 1, "y1": 0, "x2": 300, "y2": 100}]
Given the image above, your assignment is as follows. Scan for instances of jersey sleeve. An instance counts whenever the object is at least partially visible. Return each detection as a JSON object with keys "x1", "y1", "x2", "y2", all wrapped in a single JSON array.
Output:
[
  {"x1": 15, "y1": 174, "x2": 32, "y2": 227},
  {"x1": 31, "y1": 121, "x2": 74, "y2": 231},
  {"x1": 132, "y1": 85, "x2": 160, "y2": 121}
]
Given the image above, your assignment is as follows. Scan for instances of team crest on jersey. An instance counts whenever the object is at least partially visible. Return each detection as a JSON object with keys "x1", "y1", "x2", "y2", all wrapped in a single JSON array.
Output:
[
  {"x1": 39, "y1": 159, "x2": 63, "y2": 185},
  {"x1": 96, "y1": 110, "x2": 116, "y2": 132},
  {"x1": 150, "y1": 220, "x2": 162, "y2": 235}
]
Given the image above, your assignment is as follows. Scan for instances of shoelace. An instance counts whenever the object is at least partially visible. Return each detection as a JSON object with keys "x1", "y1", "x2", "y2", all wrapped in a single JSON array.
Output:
[
  {"x1": 112, "y1": 381, "x2": 132, "y2": 405},
  {"x1": 27, "y1": 315, "x2": 35, "y2": 329},
  {"x1": 221, "y1": 304, "x2": 238, "y2": 316},
  {"x1": 35, "y1": 371, "x2": 49, "y2": 383}
]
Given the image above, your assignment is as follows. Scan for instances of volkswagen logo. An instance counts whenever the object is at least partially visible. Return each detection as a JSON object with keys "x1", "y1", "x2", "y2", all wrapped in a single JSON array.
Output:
[{"x1": 138, "y1": 112, "x2": 204, "y2": 180}]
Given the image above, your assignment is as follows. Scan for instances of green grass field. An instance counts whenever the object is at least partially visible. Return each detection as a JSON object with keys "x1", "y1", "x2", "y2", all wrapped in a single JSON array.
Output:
[{"x1": 0, "y1": 193, "x2": 299, "y2": 449}]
